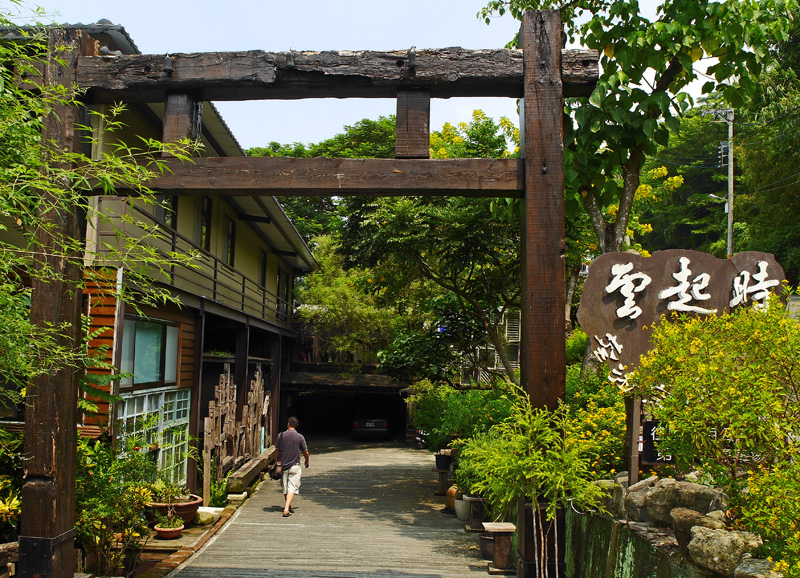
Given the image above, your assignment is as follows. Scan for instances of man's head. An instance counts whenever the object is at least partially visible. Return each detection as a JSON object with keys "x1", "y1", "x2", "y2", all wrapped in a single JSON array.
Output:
[{"x1": 288, "y1": 416, "x2": 299, "y2": 429}]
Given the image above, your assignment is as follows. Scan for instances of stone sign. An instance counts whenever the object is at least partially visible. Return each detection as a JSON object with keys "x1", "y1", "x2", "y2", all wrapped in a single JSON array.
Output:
[{"x1": 577, "y1": 250, "x2": 787, "y2": 392}]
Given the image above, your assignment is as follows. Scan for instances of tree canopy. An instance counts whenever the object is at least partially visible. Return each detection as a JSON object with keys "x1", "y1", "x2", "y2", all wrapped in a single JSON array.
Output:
[
  {"x1": 481, "y1": 0, "x2": 796, "y2": 254},
  {"x1": 254, "y1": 112, "x2": 525, "y2": 383}
]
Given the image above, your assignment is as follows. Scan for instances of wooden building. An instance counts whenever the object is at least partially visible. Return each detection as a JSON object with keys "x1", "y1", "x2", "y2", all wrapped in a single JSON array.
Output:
[{"x1": 4, "y1": 21, "x2": 316, "y2": 491}]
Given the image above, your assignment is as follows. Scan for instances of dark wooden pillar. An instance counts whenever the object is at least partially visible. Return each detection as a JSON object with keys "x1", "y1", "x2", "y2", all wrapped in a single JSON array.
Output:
[
  {"x1": 269, "y1": 336, "x2": 282, "y2": 444},
  {"x1": 519, "y1": 10, "x2": 566, "y2": 410},
  {"x1": 395, "y1": 88, "x2": 430, "y2": 159},
  {"x1": 235, "y1": 324, "x2": 249, "y2": 421},
  {"x1": 20, "y1": 29, "x2": 98, "y2": 578},
  {"x1": 519, "y1": 11, "x2": 566, "y2": 578},
  {"x1": 162, "y1": 92, "x2": 202, "y2": 153}
]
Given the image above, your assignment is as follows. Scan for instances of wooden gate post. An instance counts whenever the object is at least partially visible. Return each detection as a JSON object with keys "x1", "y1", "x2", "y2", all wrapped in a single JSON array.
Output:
[
  {"x1": 20, "y1": 29, "x2": 97, "y2": 578},
  {"x1": 518, "y1": 10, "x2": 566, "y2": 578},
  {"x1": 519, "y1": 10, "x2": 566, "y2": 409}
]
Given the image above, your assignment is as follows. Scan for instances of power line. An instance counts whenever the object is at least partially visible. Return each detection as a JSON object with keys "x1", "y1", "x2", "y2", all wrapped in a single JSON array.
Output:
[
  {"x1": 732, "y1": 106, "x2": 800, "y2": 127},
  {"x1": 742, "y1": 171, "x2": 800, "y2": 195}
]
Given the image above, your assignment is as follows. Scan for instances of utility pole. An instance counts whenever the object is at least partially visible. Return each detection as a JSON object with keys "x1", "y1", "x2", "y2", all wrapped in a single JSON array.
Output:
[{"x1": 705, "y1": 109, "x2": 734, "y2": 258}]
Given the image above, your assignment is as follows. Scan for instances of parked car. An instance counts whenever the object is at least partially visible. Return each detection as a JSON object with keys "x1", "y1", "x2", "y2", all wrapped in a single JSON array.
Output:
[{"x1": 351, "y1": 417, "x2": 390, "y2": 440}]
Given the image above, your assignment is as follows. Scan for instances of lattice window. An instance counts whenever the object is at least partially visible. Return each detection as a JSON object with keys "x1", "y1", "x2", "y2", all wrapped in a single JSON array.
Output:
[{"x1": 117, "y1": 387, "x2": 192, "y2": 485}]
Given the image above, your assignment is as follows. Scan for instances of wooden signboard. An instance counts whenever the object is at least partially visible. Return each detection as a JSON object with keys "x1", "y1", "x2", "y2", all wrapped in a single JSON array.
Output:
[{"x1": 577, "y1": 249, "x2": 787, "y2": 482}]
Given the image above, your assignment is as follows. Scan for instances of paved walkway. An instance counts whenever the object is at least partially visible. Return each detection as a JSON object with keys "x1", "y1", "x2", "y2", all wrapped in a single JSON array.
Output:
[{"x1": 169, "y1": 438, "x2": 488, "y2": 578}]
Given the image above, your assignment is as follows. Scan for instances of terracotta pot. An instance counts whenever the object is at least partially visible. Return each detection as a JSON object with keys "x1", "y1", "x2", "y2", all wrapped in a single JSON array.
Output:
[
  {"x1": 154, "y1": 524, "x2": 184, "y2": 540},
  {"x1": 149, "y1": 494, "x2": 203, "y2": 524},
  {"x1": 445, "y1": 485, "x2": 459, "y2": 509}
]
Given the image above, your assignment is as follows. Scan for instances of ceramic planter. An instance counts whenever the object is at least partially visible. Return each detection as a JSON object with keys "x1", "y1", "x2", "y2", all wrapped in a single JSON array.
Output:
[
  {"x1": 149, "y1": 494, "x2": 203, "y2": 524},
  {"x1": 153, "y1": 524, "x2": 184, "y2": 540}
]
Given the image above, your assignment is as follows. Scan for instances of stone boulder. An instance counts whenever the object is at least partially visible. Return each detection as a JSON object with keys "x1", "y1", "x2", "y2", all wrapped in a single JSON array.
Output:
[
  {"x1": 734, "y1": 558, "x2": 783, "y2": 578},
  {"x1": 612, "y1": 472, "x2": 629, "y2": 519},
  {"x1": 194, "y1": 506, "x2": 224, "y2": 526},
  {"x1": 688, "y1": 526, "x2": 762, "y2": 576},
  {"x1": 645, "y1": 478, "x2": 721, "y2": 526},
  {"x1": 670, "y1": 507, "x2": 726, "y2": 552},
  {"x1": 594, "y1": 479, "x2": 616, "y2": 514},
  {"x1": 624, "y1": 475, "x2": 658, "y2": 522}
]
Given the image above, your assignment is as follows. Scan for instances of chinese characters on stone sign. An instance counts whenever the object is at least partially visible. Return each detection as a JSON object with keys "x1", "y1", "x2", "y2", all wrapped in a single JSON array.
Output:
[
  {"x1": 576, "y1": 250, "x2": 786, "y2": 394},
  {"x1": 592, "y1": 332, "x2": 631, "y2": 391}
]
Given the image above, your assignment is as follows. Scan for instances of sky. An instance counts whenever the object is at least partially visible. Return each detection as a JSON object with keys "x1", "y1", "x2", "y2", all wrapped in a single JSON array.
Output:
[{"x1": 17, "y1": 0, "x2": 531, "y2": 150}]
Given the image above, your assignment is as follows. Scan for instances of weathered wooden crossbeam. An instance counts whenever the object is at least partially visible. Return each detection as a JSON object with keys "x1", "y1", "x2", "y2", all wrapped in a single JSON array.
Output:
[
  {"x1": 76, "y1": 47, "x2": 598, "y2": 102},
  {"x1": 145, "y1": 156, "x2": 523, "y2": 197}
]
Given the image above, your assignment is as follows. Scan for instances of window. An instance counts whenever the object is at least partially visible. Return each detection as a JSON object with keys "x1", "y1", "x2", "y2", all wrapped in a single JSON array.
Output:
[
  {"x1": 259, "y1": 249, "x2": 268, "y2": 288},
  {"x1": 223, "y1": 216, "x2": 236, "y2": 267},
  {"x1": 154, "y1": 194, "x2": 178, "y2": 229},
  {"x1": 120, "y1": 318, "x2": 179, "y2": 387},
  {"x1": 195, "y1": 196, "x2": 212, "y2": 251},
  {"x1": 116, "y1": 387, "x2": 191, "y2": 484},
  {"x1": 277, "y1": 267, "x2": 290, "y2": 321},
  {"x1": 166, "y1": 195, "x2": 178, "y2": 229}
]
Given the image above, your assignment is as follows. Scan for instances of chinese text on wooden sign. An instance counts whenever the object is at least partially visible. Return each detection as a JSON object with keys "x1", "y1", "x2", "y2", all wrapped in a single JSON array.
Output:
[{"x1": 576, "y1": 250, "x2": 787, "y2": 391}]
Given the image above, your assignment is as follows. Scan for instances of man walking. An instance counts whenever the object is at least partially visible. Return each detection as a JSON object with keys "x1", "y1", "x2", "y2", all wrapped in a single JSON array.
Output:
[{"x1": 275, "y1": 416, "x2": 309, "y2": 517}]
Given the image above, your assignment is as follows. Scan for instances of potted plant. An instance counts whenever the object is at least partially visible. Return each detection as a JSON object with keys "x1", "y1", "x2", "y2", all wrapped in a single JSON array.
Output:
[
  {"x1": 149, "y1": 478, "x2": 202, "y2": 526},
  {"x1": 153, "y1": 509, "x2": 184, "y2": 540},
  {"x1": 76, "y1": 436, "x2": 154, "y2": 577},
  {"x1": 457, "y1": 383, "x2": 607, "y2": 577}
]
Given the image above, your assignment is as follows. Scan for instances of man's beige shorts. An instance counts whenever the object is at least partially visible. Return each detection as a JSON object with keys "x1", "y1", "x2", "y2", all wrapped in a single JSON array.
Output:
[{"x1": 282, "y1": 463, "x2": 302, "y2": 494}]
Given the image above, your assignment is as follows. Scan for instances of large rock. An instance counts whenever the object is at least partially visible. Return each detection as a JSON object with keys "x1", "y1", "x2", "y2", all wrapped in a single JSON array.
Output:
[
  {"x1": 594, "y1": 479, "x2": 616, "y2": 514},
  {"x1": 670, "y1": 507, "x2": 726, "y2": 552},
  {"x1": 194, "y1": 506, "x2": 224, "y2": 526},
  {"x1": 688, "y1": 526, "x2": 762, "y2": 576},
  {"x1": 645, "y1": 478, "x2": 721, "y2": 526},
  {"x1": 734, "y1": 558, "x2": 783, "y2": 578},
  {"x1": 624, "y1": 475, "x2": 658, "y2": 522},
  {"x1": 612, "y1": 472, "x2": 629, "y2": 519}
]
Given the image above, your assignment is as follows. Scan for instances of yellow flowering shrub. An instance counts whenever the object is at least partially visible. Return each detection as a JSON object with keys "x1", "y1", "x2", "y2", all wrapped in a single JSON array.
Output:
[
  {"x1": 565, "y1": 364, "x2": 626, "y2": 479},
  {"x1": 631, "y1": 300, "x2": 800, "y2": 492},
  {"x1": 738, "y1": 461, "x2": 800, "y2": 577},
  {"x1": 632, "y1": 298, "x2": 800, "y2": 573}
]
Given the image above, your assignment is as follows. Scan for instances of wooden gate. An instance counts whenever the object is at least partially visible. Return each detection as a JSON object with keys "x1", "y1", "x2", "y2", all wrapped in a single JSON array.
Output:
[{"x1": 24, "y1": 11, "x2": 596, "y2": 577}]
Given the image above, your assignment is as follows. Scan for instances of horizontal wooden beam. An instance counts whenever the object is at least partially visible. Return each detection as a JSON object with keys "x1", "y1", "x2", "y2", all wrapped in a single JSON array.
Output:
[
  {"x1": 77, "y1": 47, "x2": 598, "y2": 102},
  {"x1": 281, "y1": 371, "x2": 402, "y2": 389},
  {"x1": 239, "y1": 214, "x2": 271, "y2": 223},
  {"x1": 142, "y1": 157, "x2": 523, "y2": 198}
]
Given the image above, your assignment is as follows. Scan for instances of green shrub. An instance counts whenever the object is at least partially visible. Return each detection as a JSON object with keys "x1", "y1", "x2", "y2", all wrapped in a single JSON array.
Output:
[
  {"x1": 737, "y1": 461, "x2": 800, "y2": 577},
  {"x1": 632, "y1": 298, "x2": 800, "y2": 574},
  {"x1": 456, "y1": 384, "x2": 607, "y2": 524},
  {"x1": 565, "y1": 329, "x2": 588, "y2": 365},
  {"x1": 76, "y1": 435, "x2": 156, "y2": 577},
  {"x1": 407, "y1": 379, "x2": 512, "y2": 453},
  {"x1": 563, "y1": 364, "x2": 626, "y2": 479},
  {"x1": 631, "y1": 299, "x2": 800, "y2": 495},
  {"x1": 0, "y1": 428, "x2": 23, "y2": 542}
]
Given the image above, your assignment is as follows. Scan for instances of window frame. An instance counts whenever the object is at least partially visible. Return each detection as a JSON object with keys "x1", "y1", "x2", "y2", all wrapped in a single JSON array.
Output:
[
  {"x1": 120, "y1": 316, "x2": 181, "y2": 390},
  {"x1": 198, "y1": 196, "x2": 212, "y2": 251},
  {"x1": 223, "y1": 215, "x2": 236, "y2": 267},
  {"x1": 116, "y1": 386, "x2": 192, "y2": 485}
]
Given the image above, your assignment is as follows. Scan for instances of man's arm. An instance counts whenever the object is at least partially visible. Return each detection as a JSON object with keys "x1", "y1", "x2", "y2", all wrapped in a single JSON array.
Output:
[{"x1": 303, "y1": 450, "x2": 309, "y2": 468}]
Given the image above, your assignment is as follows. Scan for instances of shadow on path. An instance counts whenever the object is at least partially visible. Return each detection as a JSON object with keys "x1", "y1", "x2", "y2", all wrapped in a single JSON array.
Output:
[{"x1": 170, "y1": 439, "x2": 486, "y2": 578}]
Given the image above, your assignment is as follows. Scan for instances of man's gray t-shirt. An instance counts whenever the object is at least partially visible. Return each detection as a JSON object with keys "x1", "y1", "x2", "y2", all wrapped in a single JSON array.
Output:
[{"x1": 277, "y1": 429, "x2": 307, "y2": 469}]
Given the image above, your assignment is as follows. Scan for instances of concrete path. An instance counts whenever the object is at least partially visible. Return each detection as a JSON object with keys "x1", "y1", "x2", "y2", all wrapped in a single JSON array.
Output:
[{"x1": 169, "y1": 438, "x2": 489, "y2": 578}]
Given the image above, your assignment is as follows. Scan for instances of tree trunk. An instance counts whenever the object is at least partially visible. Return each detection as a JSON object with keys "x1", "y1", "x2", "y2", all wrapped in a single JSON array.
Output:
[
  {"x1": 565, "y1": 264, "x2": 580, "y2": 333},
  {"x1": 486, "y1": 322, "x2": 519, "y2": 385}
]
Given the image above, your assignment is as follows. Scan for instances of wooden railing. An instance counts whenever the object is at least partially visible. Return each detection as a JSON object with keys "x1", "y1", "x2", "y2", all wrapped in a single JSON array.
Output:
[{"x1": 95, "y1": 200, "x2": 293, "y2": 328}]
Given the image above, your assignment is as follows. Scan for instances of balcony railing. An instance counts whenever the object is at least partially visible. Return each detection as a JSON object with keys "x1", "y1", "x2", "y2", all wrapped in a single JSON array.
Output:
[{"x1": 94, "y1": 199, "x2": 293, "y2": 329}]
